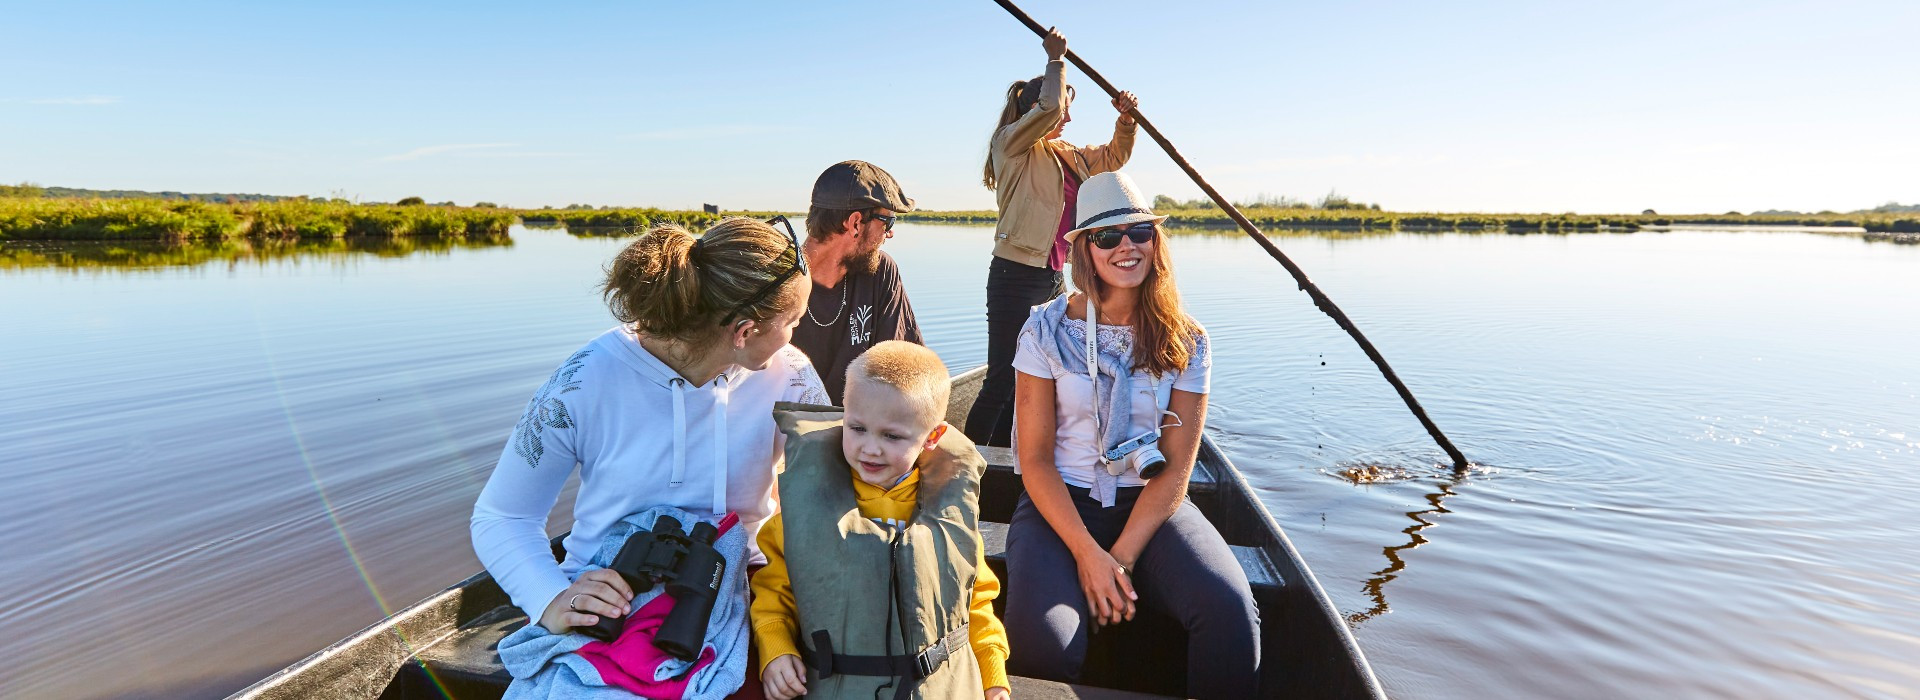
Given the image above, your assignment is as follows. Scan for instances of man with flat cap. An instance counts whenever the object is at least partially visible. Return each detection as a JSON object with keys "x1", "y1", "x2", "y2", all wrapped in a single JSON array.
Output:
[{"x1": 794, "y1": 160, "x2": 924, "y2": 404}]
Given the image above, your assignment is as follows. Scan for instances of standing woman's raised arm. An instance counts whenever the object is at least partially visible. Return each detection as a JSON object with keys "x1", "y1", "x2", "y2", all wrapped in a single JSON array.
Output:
[
  {"x1": 992, "y1": 31, "x2": 1071, "y2": 162},
  {"x1": 1074, "y1": 90, "x2": 1139, "y2": 176}
]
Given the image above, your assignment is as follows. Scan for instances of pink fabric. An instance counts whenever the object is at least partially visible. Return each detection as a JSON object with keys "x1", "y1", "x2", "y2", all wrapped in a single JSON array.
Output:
[
  {"x1": 576, "y1": 513, "x2": 740, "y2": 698},
  {"x1": 1048, "y1": 153, "x2": 1081, "y2": 271}
]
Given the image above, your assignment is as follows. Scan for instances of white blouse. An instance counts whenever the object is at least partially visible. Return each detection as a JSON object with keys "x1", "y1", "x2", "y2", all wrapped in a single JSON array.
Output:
[{"x1": 1012, "y1": 315, "x2": 1210, "y2": 489}]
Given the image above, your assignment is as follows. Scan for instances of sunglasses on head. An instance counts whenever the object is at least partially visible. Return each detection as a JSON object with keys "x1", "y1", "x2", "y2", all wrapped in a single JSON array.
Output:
[
  {"x1": 719, "y1": 215, "x2": 807, "y2": 326},
  {"x1": 1088, "y1": 221, "x2": 1158, "y2": 250}
]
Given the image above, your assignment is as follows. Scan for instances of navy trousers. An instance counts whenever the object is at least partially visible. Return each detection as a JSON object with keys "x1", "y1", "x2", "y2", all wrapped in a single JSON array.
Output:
[
  {"x1": 1004, "y1": 486, "x2": 1261, "y2": 699},
  {"x1": 963, "y1": 256, "x2": 1063, "y2": 447}
]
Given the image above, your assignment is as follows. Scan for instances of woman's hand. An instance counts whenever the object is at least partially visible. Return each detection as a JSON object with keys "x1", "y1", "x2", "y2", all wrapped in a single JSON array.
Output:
[
  {"x1": 986, "y1": 685, "x2": 1012, "y2": 700},
  {"x1": 1043, "y1": 27, "x2": 1067, "y2": 61},
  {"x1": 763, "y1": 653, "x2": 808, "y2": 700},
  {"x1": 1073, "y1": 547, "x2": 1137, "y2": 627},
  {"x1": 537, "y1": 568, "x2": 633, "y2": 634},
  {"x1": 1112, "y1": 91, "x2": 1138, "y2": 125}
]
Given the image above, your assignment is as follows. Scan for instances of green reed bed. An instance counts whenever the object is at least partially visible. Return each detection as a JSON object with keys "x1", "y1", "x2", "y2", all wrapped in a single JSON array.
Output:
[
  {"x1": 518, "y1": 208, "x2": 723, "y2": 234},
  {"x1": 0, "y1": 198, "x2": 516, "y2": 241},
  {"x1": 0, "y1": 198, "x2": 245, "y2": 241},
  {"x1": 244, "y1": 202, "x2": 513, "y2": 239},
  {"x1": 907, "y1": 208, "x2": 1918, "y2": 234},
  {"x1": 0, "y1": 232, "x2": 516, "y2": 271}
]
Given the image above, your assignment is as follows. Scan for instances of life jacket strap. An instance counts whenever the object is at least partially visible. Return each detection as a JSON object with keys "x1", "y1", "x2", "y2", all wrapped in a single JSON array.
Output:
[{"x1": 802, "y1": 623, "x2": 971, "y2": 680}]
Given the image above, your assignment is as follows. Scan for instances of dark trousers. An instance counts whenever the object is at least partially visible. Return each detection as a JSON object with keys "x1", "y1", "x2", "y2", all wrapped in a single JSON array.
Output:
[
  {"x1": 963, "y1": 256, "x2": 1063, "y2": 447},
  {"x1": 1003, "y1": 487, "x2": 1260, "y2": 699}
]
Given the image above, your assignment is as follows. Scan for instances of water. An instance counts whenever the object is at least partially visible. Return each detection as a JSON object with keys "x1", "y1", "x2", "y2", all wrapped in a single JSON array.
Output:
[{"x1": 2, "y1": 225, "x2": 1916, "y2": 699}]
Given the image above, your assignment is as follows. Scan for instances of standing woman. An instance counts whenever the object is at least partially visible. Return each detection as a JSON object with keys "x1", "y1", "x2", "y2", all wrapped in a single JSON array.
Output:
[
  {"x1": 964, "y1": 27, "x2": 1140, "y2": 447},
  {"x1": 472, "y1": 217, "x2": 828, "y2": 642},
  {"x1": 1004, "y1": 173, "x2": 1259, "y2": 698}
]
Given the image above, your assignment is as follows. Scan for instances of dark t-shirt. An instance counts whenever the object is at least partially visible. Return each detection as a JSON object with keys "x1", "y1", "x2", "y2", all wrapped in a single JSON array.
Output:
[{"x1": 791, "y1": 250, "x2": 923, "y2": 404}]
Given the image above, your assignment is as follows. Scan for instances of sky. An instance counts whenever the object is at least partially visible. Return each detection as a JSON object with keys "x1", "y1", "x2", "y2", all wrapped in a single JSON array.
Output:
[{"x1": 3, "y1": 0, "x2": 1916, "y2": 214}]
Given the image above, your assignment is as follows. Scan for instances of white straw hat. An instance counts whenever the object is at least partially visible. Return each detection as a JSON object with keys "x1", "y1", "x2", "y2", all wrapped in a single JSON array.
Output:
[{"x1": 1064, "y1": 171, "x2": 1169, "y2": 243}]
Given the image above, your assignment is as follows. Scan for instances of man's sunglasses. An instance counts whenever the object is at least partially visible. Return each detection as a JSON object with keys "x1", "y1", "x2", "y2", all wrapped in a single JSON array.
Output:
[
  {"x1": 719, "y1": 215, "x2": 807, "y2": 326},
  {"x1": 866, "y1": 211, "x2": 896, "y2": 232},
  {"x1": 1088, "y1": 221, "x2": 1158, "y2": 250}
]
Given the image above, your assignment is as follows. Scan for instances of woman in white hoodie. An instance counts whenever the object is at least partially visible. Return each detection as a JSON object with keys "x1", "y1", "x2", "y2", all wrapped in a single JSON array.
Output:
[{"x1": 472, "y1": 217, "x2": 829, "y2": 636}]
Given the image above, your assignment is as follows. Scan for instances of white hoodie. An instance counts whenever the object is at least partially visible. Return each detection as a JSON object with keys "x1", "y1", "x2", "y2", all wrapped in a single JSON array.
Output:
[{"x1": 471, "y1": 326, "x2": 828, "y2": 621}]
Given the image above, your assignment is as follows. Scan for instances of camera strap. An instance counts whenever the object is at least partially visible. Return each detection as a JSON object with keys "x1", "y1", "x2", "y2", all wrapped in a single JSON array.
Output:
[
  {"x1": 1085, "y1": 293, "x2": 1102, "y2": 444},
  {"x1": 1087, "y1": 294, "x2": 1180, "y2": 472}
]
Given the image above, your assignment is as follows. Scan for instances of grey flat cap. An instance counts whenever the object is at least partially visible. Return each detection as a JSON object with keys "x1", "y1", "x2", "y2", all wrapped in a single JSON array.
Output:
[{"x1": 810, "y1": 160, "x2": 915, "y2": 213}]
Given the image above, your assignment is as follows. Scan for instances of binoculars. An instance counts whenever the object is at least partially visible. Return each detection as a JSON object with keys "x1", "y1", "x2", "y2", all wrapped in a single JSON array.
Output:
[{"x1": 579, "y1": 515, "x2": 726, "y2": 661}]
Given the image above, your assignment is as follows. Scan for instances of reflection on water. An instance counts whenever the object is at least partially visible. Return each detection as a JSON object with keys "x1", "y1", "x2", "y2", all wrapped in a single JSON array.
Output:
[
  {"x1": 0, "y1": 234, "x2": 513, "y2": 271},
  {"x1": 3, "y1": 225, "x2": 1919, "y2": 699},
  {"x1": 1347, "y1": 474, "x2": 1462, "y2": 626}
]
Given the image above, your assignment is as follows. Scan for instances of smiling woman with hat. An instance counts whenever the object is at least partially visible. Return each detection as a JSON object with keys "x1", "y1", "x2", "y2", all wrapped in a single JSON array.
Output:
[{"x1": 1003, "y1": 172, "x2": 1259, "y2": 698}]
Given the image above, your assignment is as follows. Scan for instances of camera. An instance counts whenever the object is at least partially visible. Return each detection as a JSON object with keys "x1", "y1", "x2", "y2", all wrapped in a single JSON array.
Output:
[
  {"x1": 579, "y1": 516, "x2": 727, "y2": 661},
  {"x1": 1102, "y1": 429, "x2": 1168, "y2": 480}
]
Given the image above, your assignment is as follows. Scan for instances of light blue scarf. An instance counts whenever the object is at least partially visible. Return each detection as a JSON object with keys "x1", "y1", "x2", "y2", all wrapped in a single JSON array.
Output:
[{"x1": 1023, "y1": 294, "x2": 1135, "y2": 507}]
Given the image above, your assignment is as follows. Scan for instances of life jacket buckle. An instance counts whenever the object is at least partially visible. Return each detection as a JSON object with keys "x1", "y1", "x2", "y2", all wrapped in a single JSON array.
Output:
[{"x1": 913, "y1": 641, "x2": 947, "y2": 678}]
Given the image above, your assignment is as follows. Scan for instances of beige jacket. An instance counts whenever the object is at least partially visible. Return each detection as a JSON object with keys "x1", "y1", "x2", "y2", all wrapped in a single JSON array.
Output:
[{"x1": 990, "y1": 59, "x2": 1138, "y2": 267}]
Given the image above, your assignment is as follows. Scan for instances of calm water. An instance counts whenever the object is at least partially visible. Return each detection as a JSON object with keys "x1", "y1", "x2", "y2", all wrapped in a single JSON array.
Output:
[{"x1": 3, "y1": 225, "x2": 1917, "y2": 699}]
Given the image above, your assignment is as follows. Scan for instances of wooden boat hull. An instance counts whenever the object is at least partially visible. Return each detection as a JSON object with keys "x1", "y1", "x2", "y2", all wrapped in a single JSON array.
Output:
[{"x1": 232, "y1": 366, "x2": 1383, "y2": 699}]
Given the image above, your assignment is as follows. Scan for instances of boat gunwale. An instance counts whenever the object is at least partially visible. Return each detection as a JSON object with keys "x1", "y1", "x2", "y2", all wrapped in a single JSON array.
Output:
[{"x1": 1201, "y1": 436, "x2": 1386, "y2": 698}]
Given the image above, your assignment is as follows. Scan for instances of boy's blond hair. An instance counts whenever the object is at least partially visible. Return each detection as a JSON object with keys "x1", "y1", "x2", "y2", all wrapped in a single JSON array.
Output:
[{"x1": 844, "y1": 341, "x2": 950, "y2": 428}]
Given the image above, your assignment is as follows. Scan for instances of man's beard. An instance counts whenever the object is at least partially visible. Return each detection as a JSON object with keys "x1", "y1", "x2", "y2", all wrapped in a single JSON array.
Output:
[{"x1": 846, "y1": 244, "x2": 882, "y2": 275}]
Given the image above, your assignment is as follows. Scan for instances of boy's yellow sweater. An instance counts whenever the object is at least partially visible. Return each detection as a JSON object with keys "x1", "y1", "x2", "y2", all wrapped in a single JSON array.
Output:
[{"x1": 750, "y1": 467, "x2": 1010, "y2": 691}]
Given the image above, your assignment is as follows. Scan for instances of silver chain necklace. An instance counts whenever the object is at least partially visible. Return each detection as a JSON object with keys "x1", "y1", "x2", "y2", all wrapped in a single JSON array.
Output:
[{"x1": 807, "y1": 279, "x2": 849, "y2": 327}]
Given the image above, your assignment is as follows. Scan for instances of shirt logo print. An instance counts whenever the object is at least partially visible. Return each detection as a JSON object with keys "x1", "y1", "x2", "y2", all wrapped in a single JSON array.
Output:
[
  {"x1": 513, "y1": 349, "x2": 589, "y2": 467},
  {"x1": 849, "y1": 305, "x2": 874, "y2": 346}
]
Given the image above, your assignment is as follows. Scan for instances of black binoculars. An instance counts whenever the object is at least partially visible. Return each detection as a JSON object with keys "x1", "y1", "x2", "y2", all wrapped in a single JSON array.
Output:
[{"x1": 579, "y1": 515, "x2": 727, "y2": 661}]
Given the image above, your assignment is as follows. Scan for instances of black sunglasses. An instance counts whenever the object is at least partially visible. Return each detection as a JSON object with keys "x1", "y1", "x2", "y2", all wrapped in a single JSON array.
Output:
[
  {"x1": 1088, "y1": 221, "x2": 1158, "y2": 250},
  {"x1": 866, "y1": 211, "x2": 896, "y2": 232},
  {"x1": 719, "y1": 215, "x2": 807, "y2": 326}
]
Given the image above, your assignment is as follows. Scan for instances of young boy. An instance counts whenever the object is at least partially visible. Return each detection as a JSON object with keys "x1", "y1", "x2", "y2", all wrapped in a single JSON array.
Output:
[{"x1": 753, "y1": 341, "x2": 1011, "y2": 700}]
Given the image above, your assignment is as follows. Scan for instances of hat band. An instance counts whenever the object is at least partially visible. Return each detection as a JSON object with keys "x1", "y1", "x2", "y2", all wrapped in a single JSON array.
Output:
[{"x1": 1076, "y1": 206, "x2": 1152, "y2": 230}]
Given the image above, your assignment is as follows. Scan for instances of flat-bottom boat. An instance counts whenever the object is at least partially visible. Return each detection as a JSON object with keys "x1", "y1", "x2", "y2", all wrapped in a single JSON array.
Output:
[{"x1": 230, "y1": 367, "x2": 1384, "y2": 699}]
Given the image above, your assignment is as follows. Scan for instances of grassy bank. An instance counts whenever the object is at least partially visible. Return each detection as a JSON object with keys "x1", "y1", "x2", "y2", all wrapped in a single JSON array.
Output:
[
  {"x1": 10, "y1": 196, "x2": 1912, "y2": 242},
  {"x1": 901, "y1": 208, "x2": 1920, "y2": 234},
  {"x1": 0, "y1": 234, "x2": 514, "y2": 271},
  {"x1": 0, "y1": 198, "x2": 516, "y2": 242},
  {"x1": 518, "y1": 208, "x2": 803, "y2": 236},
  {"x1": 0, "y1": 197, "x2": 783, "y2": 242},
  {"x1": 518, "y1": 207, "x2": 724, "y2": 233}
]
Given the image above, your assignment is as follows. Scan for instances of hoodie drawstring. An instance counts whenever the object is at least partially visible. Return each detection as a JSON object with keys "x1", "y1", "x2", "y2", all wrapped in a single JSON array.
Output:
[
  {"x1": 711, "y1": 372, "x2": 732, "y2": 514},
  {"x1": 669, "y1": 377, "x2": 688, "y2": 488}
]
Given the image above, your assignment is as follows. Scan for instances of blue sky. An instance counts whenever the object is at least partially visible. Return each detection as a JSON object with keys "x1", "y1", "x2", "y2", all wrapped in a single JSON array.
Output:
[{"x1": 3, "y1": 0, "x2": 1915, "y2": 213}]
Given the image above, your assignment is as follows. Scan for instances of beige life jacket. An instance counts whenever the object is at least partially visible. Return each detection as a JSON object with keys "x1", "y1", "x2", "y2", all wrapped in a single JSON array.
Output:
[{"x1": 772, "y1": 404, "x2": 985, "y2": 700}]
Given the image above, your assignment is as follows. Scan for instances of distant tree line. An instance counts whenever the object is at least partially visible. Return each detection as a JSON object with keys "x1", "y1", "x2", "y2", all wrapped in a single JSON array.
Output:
[{"x1": 1153, "y1": 189, "x2": 1383, "y2": 211}]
